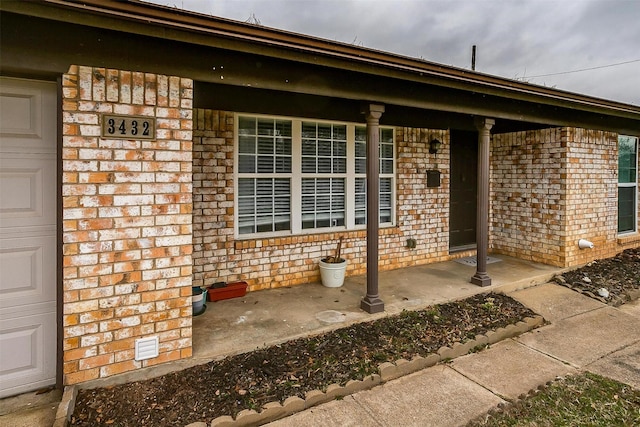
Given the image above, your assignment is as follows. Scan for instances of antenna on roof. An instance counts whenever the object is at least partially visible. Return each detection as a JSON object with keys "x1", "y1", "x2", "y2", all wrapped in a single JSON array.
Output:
[
  {"x1": 471, "y1": 45, "x2": 477, "y2": 71},
  {"x1": 246, "y1": 13, "x2": 262, "y2": 26}
]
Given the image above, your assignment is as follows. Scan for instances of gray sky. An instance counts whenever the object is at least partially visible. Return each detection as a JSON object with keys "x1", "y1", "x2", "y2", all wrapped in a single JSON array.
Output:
[{"x1": 146, "y1": 0, "x2": 640, "y2": 105}]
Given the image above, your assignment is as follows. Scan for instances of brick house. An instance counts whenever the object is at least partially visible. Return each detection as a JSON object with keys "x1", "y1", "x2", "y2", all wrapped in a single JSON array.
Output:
[{"x1": 0, "y1": 1, "x2": 638, "y2": 397}]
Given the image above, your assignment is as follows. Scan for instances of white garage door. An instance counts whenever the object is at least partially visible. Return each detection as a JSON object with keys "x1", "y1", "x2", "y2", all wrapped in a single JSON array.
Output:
[{"x1": 0, "y1": 77, "x2": 57, "y2": 398}]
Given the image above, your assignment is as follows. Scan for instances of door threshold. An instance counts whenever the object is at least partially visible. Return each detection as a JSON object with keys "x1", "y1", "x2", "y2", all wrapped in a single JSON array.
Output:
[{"x1": 449, "y1": 244, "x2": 477, "y2": 254}]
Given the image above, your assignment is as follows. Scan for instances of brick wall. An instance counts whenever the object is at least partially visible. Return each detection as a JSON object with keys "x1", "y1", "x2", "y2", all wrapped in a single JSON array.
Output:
[
  {"x1": 563, "y1": 128, "x2": 619, "y2": 265},
  {"x1": 490, "y1": 128, "x2": 567, "y2": 266},
  {"x1": 491, "y1": 127, "x2": 630, "y2": 268},
  {"x1": 192, "y1": 109, "x2": 451, "y2": 290},
  {"x1": 61, "y1": 65, "x2": 193, "y2": 384},
  {"x1": 395, "y1": 127, "x2": 451, "y2": 266}
]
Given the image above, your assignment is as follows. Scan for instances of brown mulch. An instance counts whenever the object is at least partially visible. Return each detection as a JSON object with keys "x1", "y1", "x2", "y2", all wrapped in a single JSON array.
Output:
[
  {"x1": 554, "y1": 248, "x2": 640, "y2": 306},
  {"x1": 70, "y1": 292, "x2": 535, "y2": 426}
]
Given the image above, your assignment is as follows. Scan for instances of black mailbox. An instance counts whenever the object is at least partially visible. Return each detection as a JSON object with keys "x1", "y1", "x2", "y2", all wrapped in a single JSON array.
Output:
[{"x1": 427, "y1": 170, "x2": 441, "y2": 188}]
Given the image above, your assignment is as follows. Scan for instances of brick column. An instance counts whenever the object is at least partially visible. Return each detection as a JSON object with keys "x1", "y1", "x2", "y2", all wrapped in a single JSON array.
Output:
[{"x1": 61, "y1": 66, "x2": 193, "y2": 384}]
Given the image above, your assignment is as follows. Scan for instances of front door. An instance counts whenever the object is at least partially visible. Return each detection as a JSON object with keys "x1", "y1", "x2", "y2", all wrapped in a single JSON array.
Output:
[
  {"x1": 449, "y1": 130, "x2": 477, "y2": 251},
  {"x1": 0, "y1": 77, "x2": 57, "y2": 397}
]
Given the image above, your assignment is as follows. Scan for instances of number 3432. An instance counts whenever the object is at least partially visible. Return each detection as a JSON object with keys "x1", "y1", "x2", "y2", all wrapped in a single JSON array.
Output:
[{"x1": 101, "y1": 114, "x2": 156, "y2": 140}]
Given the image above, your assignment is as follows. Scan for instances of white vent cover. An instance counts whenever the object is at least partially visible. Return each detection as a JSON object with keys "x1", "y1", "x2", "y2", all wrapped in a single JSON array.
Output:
[{"x1": 135, "y1": 336, "x2": 159, "y2": 361}]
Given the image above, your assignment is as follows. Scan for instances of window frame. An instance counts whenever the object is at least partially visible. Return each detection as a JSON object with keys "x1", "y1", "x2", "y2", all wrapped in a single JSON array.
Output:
[
  {"x1": 618, "y1": 135, "x2": 638, "y2": 235},
  {"x1": 354, "y1": 126, "x2": 395, "y2": 226},
  {"x1": 236, "y1": 117, "x2": 293, "y2": 235},
  {"x1": 234, "y1": 113, "x2": 396, "y2": 239}
]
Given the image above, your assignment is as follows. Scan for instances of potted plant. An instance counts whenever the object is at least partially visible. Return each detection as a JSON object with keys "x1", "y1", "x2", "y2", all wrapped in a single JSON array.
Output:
[
  {"x1": 192, "y1": 286, "x2": 206, "y2": 315},
  {"x1": 318, "y1": 237, "x2": 347, "y2": 288}
]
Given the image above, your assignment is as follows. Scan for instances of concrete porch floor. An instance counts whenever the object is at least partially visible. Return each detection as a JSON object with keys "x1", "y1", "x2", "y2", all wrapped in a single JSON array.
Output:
[
  {"x1": 192, "y1": 254, "x2": 563, "y2": 365},
  {"x1": 78, "y1": 254, "x2": 564, "y2": 390}
]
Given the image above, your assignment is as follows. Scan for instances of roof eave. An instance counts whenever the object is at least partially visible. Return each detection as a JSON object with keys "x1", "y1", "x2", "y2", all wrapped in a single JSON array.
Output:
[{"x1": 3, "y1": 0, "x2": 640, "y2": 120}]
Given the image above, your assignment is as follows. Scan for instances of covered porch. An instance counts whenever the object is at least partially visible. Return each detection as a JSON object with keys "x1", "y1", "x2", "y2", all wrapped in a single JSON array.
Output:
[
  {"x1": 191, "y1": 254, "x2": 561, "y2": 365},
  {"x1": 85, "y1": 253, "x2": 562, "y2": 387}
]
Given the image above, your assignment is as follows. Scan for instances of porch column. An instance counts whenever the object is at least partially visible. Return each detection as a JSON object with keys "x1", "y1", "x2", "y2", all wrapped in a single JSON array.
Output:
[
  {"x1": 361, "y1": 103, "x2": 385, "y2": 313},
  {"x1": 471, "y1": 117, "x2": 495, "y2": 286}
]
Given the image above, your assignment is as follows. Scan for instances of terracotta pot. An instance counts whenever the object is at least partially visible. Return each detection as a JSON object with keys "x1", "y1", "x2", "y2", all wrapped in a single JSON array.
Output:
[{"x1": 207, "y1": 281, "x2": 248, "y2": 302}]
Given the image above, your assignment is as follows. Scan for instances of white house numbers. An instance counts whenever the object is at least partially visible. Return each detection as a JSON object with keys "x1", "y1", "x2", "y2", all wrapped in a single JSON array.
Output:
[{"x1": 101, "y1": 114, "x2": 156, "y2": 140}]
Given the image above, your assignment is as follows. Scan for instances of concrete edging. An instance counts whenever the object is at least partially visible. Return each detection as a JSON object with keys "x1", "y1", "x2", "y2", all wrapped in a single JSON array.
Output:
[
  {"x1": 554, "y1": 275, "x2": 640, "y2": 307},
  {"x1": 53, "y1": 385, "x2": 77, "y2": 427},
  {"x1": 186, "y1": 314, "x2": 544, "y2": 427}
]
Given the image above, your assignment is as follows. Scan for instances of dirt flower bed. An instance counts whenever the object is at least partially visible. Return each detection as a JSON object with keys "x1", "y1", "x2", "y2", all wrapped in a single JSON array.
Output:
[
  {"x1": 554, "y1": 248, "x2": 640, "y2": 305},
  {"x1": 71, "y1": 293, "x2": 536, "y2": 427}
]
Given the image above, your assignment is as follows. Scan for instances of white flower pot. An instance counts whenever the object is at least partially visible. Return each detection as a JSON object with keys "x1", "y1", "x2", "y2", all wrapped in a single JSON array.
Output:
[{"x1": 319, "y1": 258, "x2": 347, "y2": 288}]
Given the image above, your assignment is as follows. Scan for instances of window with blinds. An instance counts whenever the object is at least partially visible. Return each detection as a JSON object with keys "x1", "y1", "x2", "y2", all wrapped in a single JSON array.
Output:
[
  {"x1": 354, "y1": 126, "x2": 394, "y2": 225},
  {"x1": 618, "y1": 135, "x2": 638, "y2": 234},
  {"x1": 301, "y1": 122, "x2": 347, "y2": 229},
  {"x1": 236, "y1": 115, "x2": 395, "y2": 237},
  {"x1": 237, "y1": 117, "x2": 292, "y2": 234}
]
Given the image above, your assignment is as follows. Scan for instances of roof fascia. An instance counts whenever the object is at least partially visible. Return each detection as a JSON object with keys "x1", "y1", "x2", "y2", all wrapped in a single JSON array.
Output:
[{"x1": 3, "y1": 0, "x2": 640, "y2": 122}]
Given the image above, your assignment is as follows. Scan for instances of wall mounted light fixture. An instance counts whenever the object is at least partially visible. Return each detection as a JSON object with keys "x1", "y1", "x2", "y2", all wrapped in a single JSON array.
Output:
[{"x1": 429, "y1": 138, "x2": 442, "y2": 154}]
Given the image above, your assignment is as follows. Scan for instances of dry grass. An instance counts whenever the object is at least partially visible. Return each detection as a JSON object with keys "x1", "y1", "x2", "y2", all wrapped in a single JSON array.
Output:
[{"x1": 468, "y1": 372, "x2": 640, "y2": 427}]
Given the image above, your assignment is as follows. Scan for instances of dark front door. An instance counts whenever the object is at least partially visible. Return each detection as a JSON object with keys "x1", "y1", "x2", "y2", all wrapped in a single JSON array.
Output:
[{"x1": 450, "y1": 130, "x2": 478, "y2": 250}]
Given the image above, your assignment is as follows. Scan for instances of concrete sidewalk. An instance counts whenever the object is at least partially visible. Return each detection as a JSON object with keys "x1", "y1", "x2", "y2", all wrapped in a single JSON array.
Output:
[
  {"x1": 267, "y1": 283, "x2": 640, "y2": 427},
  {"x1": 0, "y1": 388, "x2": 61, "y2": 427}
]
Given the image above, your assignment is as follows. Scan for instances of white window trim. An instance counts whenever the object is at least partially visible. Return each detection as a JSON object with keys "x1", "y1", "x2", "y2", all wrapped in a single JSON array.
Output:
[
  {"x1": 234, "y1": 113, "x2": 396, "y2": 239},
  {"x1": 618, "y1": 135, "x2": 638, "y2": 236}
]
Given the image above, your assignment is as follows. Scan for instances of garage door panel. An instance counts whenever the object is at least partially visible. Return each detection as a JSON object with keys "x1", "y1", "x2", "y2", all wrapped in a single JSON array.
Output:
[
  {"x1": 0, "y1": 156, "x2": 56, "y2": 228},
  {"x1": 0, "y1": 168, "x2": 41, "y2": 212},
  {"x1": 0, "y1": 245, "x2": 40, "y2": 293},
  {"x1": 0, "y1": 91, "x2": 40, "y2": 137},
  {"x1": 0, "y1": 310, "x2": 56, "y2": 398},
  {"x1": 0, "y1": 234, "x2": 56, "y2": 307},
  {"x1": 0, "y1": 79, "x2": 55, "y2": 152},
  {"x1": 1, "y1": 324, "x2": 41, "y2": 374},
  {"x1": 0, "y1": 77, "x2": 57, "y2": 398}
]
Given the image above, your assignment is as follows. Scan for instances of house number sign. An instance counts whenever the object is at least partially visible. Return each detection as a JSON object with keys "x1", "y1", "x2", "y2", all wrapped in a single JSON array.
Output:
[{"x1": 101, "y1": 114, "x2": 156, "y2": 140}]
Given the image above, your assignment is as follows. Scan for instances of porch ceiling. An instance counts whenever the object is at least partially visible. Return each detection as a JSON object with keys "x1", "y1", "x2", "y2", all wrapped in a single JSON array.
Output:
[
  {"x1": 195, "y1": 82, "x2": 557, "y2": 134},
  {"x1": 2, "y1": 2, "x2": 640, "y2": 135}
]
